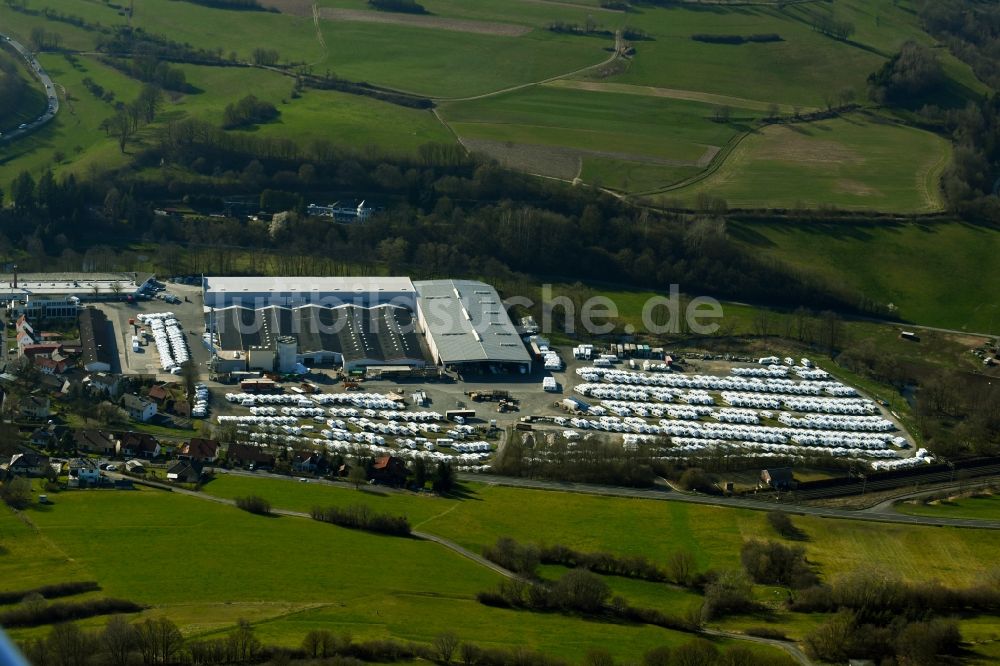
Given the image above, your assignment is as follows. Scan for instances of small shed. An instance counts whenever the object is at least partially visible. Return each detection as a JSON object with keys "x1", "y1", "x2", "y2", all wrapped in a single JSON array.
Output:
[{"x1": 760, "y1": 467, "x2": 796, "y2": 490}]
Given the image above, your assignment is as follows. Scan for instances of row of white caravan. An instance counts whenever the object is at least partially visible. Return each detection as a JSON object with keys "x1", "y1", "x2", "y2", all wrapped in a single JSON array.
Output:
[
  {"x1": 191, "y1": 383, "x2": 209, "y2": 419},
  {"x1": 720, "y1": 392, "x2": 874, "y2": 414},
  {"x1": 667, "y1": 437, "x2": 903, "y2": 460},
  {"x1": 577, "y1": 367, "x2": 854, "y2": 396},
  {"x1": 758, "y1": 356, "x2": 813, "y2": 368},
  {"x1": 556, "y1": 416, "x2": 899, "y2": 451},
  {"x1": 777, "y1": 412, "x2": 895, "y2": 432},
  {"x1": 144, "y1": 313, "x2": 189, "y2": 373},
  {"x1": 870, "y1": 448, "x2": 934, "y2": 470}
]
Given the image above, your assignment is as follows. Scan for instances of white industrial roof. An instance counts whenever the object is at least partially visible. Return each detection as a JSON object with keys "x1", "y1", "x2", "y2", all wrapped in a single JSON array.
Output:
[
  {"x1": 204, "y1": 276, "x2": 414, "y2": 295},
  {"x1": 414, "y1": 279, "x2": 531, "y2": 366},
  {"x1": 0, "y1": 272, "x2": 146, "y2": 299}
]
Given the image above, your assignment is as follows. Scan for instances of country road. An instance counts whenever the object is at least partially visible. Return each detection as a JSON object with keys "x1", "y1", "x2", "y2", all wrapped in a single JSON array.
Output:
[{"x1": 0, "y1": 32, "x2": 59, "y2": 141}]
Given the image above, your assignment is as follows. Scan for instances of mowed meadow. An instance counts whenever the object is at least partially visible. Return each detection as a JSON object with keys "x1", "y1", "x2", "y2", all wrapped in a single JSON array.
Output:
[
  {"x1": 1, "y1": 485, "x2": 795, "y2": 663},
  {"x1": 0, "y1": 0, "x2": 985, "y2": 208}
]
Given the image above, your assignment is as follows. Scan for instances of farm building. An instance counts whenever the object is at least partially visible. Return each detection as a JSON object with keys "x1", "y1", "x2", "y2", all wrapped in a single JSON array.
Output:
[
  {"x1": 212, "y1": 303, "x2": 427, "y2": 373},
  {"x1": 202, "y1": 276, "x2": 415, "y2": 310},
  {"x1": 413, "y1": 280, "x2": 531, "y2": 373}
]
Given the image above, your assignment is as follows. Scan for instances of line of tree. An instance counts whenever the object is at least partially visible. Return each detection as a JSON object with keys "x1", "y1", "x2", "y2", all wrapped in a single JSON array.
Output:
[
  {"x1": 222, "y1": 94, "x2": 279, "y2": 129},
  {"x1": 367, "y1": 0, "x2": 426, "y2": 14},
  {"x1": 810, "y1": 14, "x2": 855, "y2": 41},
  {"x1": 96, "y1": 26, "x2": 229, "y2": 66},
  {"x1": 310, "y1": 503, "x2": 411, "y2": 536},
  {"x1": 691, "y1": 33, "x2": 781, "y2": 44},
  {"x1": 0, "y1": 597, "x2": 144, "y2": 628},
  {"x1": 174, "y1": 0, "x2": 272, "y2": 11},
  {"x1": 0, "y1": 581, "x2": 100, "y2": 605},
  {"x1": 98, "y1": 84, "x2": 163, "y2": 153},
  {"x1": 547, "y1": 19, "x2": 612, "y2": 37},
  {"x1": 100, "y1": 55, "x2": 190, "y2": 92},
  {"x1": 478, "y1": 569, "x2": 700, "y2": 634}
]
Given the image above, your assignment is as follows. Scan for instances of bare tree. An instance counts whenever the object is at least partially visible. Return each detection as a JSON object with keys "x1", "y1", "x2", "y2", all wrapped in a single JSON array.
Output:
[
  {"x1": 433, "y1": 632, "x2": 459, "y2": 664},
  {"x1": 102, "y1": 616, "x2": 137, "y2": 666}
]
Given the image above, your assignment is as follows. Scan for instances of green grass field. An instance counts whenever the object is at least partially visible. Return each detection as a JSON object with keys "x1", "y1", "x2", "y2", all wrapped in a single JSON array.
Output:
[
  {"x1": 0, "y1": 486, "x2": 793, "y2": 663},
  {"x1": 202, "y1": 476, "x2": 999, "y2": 588},
  {"x1": 0, "y1": 53, "x2": 140, "y2": 184},
  {"x1": 440, "y1": 85, "x2": 749, "y2": 186},
  {"x1": 728, "y1": 219, "x2": 1000, "y2": 333},
  {"x1": 655, "y1": 113, "x2": 951, "y2": 212},
  {"x1": 894, "y1": 493, "x2": 1000, "y2": 521}
]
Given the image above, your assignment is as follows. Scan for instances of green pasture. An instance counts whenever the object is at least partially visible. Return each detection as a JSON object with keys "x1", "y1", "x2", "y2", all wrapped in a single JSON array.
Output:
[
  {"x1": 657, "y1": 113, "x2": 951, "y2": 212},
  {"x1": 0, "y1": 487, "x2": 794, "y2": 663},
  {"x1": 316, "y1": 22, "x2": 606, "y2": 98},
  {"x1": 442, "y1": 86, "x2": 749, "y2": 158},
  {"x1": 173, "y1": 64, "x2": 453, "y2": 154},
  {"x1": 728, "y1": 219, "x2": 1000, "y2": 333},
  {"x1": 0, "y1": 53, "x2": 140, "y2": 184},
  {"x1": 894, "y1": 493, "x2": 1000, "y2": 521},
  {"x1": 320, "y1": 0, "x2": 615, "y2": 28},
  {"x1": 203, "y1": 477, "x2": 999, "y2": 588}
]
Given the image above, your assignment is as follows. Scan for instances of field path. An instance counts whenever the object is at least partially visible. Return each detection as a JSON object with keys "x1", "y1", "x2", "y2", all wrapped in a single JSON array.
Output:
[
  {"x1": 434, "y1": 29, "x2": 623, "y2": 103},
  {"x1": 318, "y1": 8, "x2": 530, "y2": 37},
  {"x1": 544, "y1": 79, "x2": 803, "y2": 114},
  {"x1": 311, "y1": 4, "x2": 327, "y2": 51}
]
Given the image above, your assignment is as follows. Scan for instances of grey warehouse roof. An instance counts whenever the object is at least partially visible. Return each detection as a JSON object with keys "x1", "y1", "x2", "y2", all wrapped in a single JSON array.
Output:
[
  {"x1": 203, "y1": 276, "x2": 415, "y2": 308},
  {"x1": 414, "y1": 280, "x2": 531, "y2": 365},
  {"x1": 215, "y1": 303, "x2": 426, "y2": 366}
]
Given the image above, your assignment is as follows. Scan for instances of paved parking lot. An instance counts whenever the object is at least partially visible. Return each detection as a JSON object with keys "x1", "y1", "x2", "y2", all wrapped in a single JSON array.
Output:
[{"x1": 97, "y1": 282, "x2": 210, "y2": 381}]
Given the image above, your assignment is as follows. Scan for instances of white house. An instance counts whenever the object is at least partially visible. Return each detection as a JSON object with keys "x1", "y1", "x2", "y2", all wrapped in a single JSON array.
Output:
[
  {"x1": 122, "y1": 394, "x2": 157, "y2": 422},
  {"x1": 67, "y1": 459, "x2": 101, "y2": 487}
]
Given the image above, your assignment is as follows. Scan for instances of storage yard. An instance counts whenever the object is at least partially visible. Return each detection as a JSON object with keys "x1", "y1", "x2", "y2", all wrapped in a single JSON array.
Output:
[{"x1": 82, "y1": 274, "x2": 920, "y2": 474}]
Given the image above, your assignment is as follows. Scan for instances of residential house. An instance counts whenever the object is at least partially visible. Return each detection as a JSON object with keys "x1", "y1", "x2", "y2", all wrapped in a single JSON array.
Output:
[
  {"x1": 5, "y1": 393, "x2": 51, "y2": 420},
  {"x1": 178, "y1": 438, "x2": 219, "y2": 463},
  {"x1": 166, "y1": 460, "x2": 203, "y2": 484},
  {"x1": 35, "y1": 355, "x2": 69, "y2": 376},
  {"x1": 124, "y1": 459, "x2": 145, "y2": 474},
  {"x1": 30, "y1": 424, "x2": 62, "y2": 449},
  {"x1": 116, "y1": 432, "x2": 160, "y2": 459},
  {"x1": 760, "y1": 467, "x2": 796, "y2": 491},
  {"x1": 225, "y1": 442, "x2": 275, "y2": 470},
  {"x1": 122, "y1": 394, "x2": 157, "y2": 423},
  {"x1": 371, "y1": 455, "x2": 408, "y2": 486},
  {"x1": 8, "y1": 453, "x2": 52, "y2": 478},
  {"x1": 67, "y1": 459, "x2": 101, "y2": 487},
  {"x1": 87, "y1": 373, "x2": 123, "y2": 399},
  {"x1": 21, "y1": 343, "x2": 62, "y2": 361},
  {"x1": 73, "y1": 430, "x2": 116, "y2": 456}
]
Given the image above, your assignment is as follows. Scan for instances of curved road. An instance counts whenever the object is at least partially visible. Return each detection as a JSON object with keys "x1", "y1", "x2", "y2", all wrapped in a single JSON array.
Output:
[{"x1": 0, "y1": 32, "x2": 59, "y2": 142}]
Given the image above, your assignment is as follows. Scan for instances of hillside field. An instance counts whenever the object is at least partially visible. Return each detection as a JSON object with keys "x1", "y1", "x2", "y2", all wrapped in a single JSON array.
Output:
[
  {"x1": 0, "y1": 0, "x2": 988, "y2": 208},
  {"x1": 655, "y1": 113, "x2": 951, "y2": 212},
  {"x1": 728, "y1": 219, "x2": 1000, "y2": 333},
  {"x1": 202, "y1": 476, "x2": 998, "y2": 588},
  {"x1": 0, "y1": 486, "x2": 791, "y2": 663}
]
